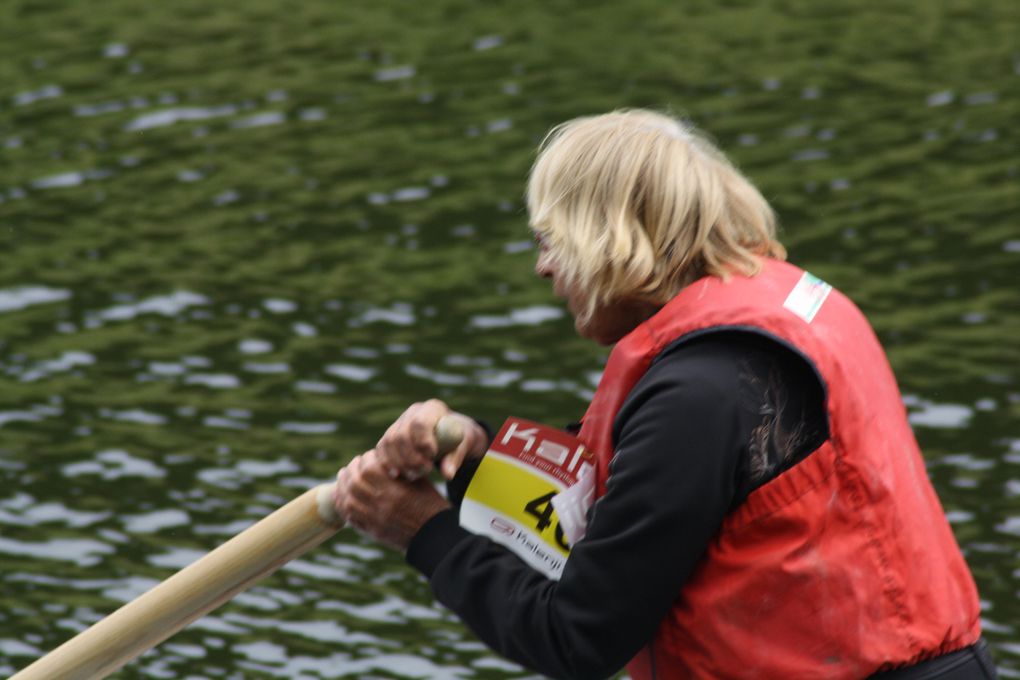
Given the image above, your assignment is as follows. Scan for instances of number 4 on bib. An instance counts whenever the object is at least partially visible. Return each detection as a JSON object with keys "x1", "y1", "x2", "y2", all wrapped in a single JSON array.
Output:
[{"x1": 459, "y1": 417, "x2": 595, "y2": 580}]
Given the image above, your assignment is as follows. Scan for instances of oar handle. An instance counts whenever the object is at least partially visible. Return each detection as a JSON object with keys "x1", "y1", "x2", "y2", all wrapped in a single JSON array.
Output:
[
  {"x1": 11, "y1": 415, "x2": 463, "y2": 680},
  {"x1": 434, "y1": 414, "x2": 466, "y2": 461}
]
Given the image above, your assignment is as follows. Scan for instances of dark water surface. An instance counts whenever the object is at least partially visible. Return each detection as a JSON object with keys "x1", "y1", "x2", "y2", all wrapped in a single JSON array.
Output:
[{"x1": 1, "y1": 1, "x2": 1018, "y2": 677}]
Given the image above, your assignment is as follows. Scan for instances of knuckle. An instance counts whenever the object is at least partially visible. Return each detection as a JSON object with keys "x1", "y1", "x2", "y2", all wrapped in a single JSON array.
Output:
[
  {"x1": 424, "y1": 399, "x2": 448, "y2": 416},
  {"x1": 376, "y1": 430, "x2": 395, "y2": 450},
  {"x1": 335, "y1": 494, "x2": 352, "y2": 515},
  {"x1": 408, "y1": 420, "x2": 426, "y2": 440}
]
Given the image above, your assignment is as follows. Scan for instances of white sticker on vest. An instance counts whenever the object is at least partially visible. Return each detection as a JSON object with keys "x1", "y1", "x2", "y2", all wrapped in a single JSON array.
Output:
[
  {"x1": 460, "y1": 417, "x2": 593, "y2": 580},
  {"x1": 783, "y1": 272, "x2": 832, "y2": 323}
]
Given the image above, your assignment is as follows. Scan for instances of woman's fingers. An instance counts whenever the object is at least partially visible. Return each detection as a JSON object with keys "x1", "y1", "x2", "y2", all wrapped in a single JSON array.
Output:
[
  {"x1": 375, "y1": 399, "x2": 452, "y2": 479},
  {"x1": 334, "y1": 457, "x2": 362, "y2": 523},
  {"x1": 351, "y1": 404, "x2": 484, "y2": 487},
  {"x1": 439, "y1": 441, "x2": 470, "y2": 480},
  {"x1": 333, "y1": 450, "x2": 452, "y2": 550},
  {"x1": 408, "y1": 415, "x2": 439, "y2": 460},
  {"x1": 375, "y1": 418, "x2": 409, "y2": 478},
  {"x1": 335, "y1": 453, "x2": 386, "y2": 526},
  {"x1": 438, "y1": 416, "x2": 489, "y2": 479}
]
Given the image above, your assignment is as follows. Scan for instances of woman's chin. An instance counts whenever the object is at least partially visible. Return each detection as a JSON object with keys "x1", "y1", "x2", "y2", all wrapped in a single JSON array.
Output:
[{"x1": 575, "y1": 318, "x2": 623, "y2": 346}]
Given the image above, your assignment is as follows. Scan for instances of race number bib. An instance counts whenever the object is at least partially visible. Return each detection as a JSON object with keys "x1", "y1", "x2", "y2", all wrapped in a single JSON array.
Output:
[{"x1": 460, "y1": 417, "x2": 595, "y2": 580}]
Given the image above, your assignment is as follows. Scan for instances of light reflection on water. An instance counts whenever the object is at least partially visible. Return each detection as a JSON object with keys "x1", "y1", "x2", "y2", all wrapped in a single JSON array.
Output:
[{"x1": 1, "y1": 0, "x2": 1018, "y2": 677}]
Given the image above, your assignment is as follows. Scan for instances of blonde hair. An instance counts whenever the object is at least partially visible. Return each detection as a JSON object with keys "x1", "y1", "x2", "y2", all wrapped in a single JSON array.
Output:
[{"x1": 526, "y1": 109, "x2": 786, "y2": 324}]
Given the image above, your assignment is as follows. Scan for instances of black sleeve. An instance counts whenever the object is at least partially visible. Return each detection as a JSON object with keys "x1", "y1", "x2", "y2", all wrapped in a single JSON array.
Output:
[{"x1": 406, "y1": 333, "x2": 826, "y2": 679}]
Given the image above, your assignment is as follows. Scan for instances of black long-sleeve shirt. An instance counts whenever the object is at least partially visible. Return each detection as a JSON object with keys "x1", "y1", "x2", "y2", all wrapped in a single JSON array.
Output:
[{"x1": 406, "y1": 331, "x2": 828, "y2": 679}]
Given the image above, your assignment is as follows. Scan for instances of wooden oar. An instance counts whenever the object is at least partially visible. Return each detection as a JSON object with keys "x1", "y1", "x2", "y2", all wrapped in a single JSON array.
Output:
[{"x1": 11, "y1": 416, "x2": 464, "y2": 680}]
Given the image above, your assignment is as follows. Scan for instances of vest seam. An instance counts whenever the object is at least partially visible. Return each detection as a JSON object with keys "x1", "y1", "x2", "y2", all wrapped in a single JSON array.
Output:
[{"x1": 836, "y1": 455, "x2": 922, "y2": 656}]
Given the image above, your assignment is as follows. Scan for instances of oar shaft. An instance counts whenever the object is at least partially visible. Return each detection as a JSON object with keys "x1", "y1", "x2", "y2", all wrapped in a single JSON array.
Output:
[
  {"x1": 12, "y1": 415, "x2": 464, "y2": 680},
  {"x1": 11, "y1": 484, "x2": 342, "y2": 680}
]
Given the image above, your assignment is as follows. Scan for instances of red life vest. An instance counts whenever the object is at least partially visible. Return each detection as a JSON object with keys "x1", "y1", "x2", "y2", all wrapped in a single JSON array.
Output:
[{"x1": 577, "y1": 259, "x2": 981, "y2": 680}]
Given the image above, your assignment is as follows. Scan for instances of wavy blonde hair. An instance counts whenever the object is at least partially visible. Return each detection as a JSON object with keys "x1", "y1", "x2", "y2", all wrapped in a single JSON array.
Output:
[{"x1": 526, "y1": 109, "x2": 786, "y2": 324}]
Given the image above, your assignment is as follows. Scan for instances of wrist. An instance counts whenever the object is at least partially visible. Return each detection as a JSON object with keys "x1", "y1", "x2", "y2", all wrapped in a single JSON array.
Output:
[
  {"x1": 406, "y1": 508, "x2": 466, "y2": 577},
  {"x1": 399, "y1": 490, "x2": 451, "y2": 551}
]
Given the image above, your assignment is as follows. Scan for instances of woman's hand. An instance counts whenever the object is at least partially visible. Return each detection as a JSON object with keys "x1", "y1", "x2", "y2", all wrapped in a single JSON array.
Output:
[
  {"x1": 333, "y1": 449, "x2": 450, "y2": 551},
  {"x1": 375, "y1": 399, "x2": 490, "y2": 480}
]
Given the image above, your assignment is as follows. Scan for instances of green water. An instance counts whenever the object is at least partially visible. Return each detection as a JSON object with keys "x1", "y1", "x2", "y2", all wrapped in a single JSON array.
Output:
[{"x1": 1, "y1": 0, "x2": 1018, "y2": 677}]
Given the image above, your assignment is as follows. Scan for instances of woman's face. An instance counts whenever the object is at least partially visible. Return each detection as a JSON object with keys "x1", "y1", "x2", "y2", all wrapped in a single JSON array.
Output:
[{"x1": 534, "y1": 237, "x2": 657, "y2": 345}]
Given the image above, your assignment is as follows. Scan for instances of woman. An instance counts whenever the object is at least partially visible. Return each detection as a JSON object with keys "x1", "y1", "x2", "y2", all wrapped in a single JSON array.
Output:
[{"x1": 335, "y1": 110, "x2": 993, "y2": 679}]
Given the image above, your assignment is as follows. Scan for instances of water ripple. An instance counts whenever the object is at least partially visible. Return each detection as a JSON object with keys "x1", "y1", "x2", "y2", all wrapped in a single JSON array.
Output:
[
  {"x1": 325, "y1": 363, "x2": 376, "y2": 382},
  {"x1": 351, "y1": 303, "x2": 416, "y2": 327},
  {"x1": 277, "y1": 421, "x2": 337, "y2": 435},
  {"x1": 30, "y1": 169, "x2": 113, "y2": 190},
  {"x1": 62, "y1": 449, "x2": 166, "y2": 480},
  {"x1": 0, "y1": 403, "x2": 63, "y2": 427},
  {"x1": 374, "y1": 65, "x2": 416, "y2": 82},
  {"x1": 470, "y1": 304, "x2": 564, "y2": 329},
  {"x1": 17, "y1": 351, "x2": 94, "y2": 382},
  {"x1": 232, "y1": 111, "x2": 285, "y2": 129},
  {"x1": 121, "y1": 509, "x2": 191, "y2": 533},
  {"x1": 184, "y1": 373, "x2": 241, "y2": 389},
  {"x1": 13, "y1": 85, "x2": 63, "y2": 106},
  {"x1": 0, "y1": 286, "x2": 70, "y2": 313},
  {"x1": 904, "y1": 395, "x2": 974, "y2": 429},
  {"x1": 101, "y1": 408, "x2": 168, "y2": 426},
  {"x1": 92, "y1": 291, "x2": 209, "y2": 323},
  {"x1": 405, "y1": 363, "x2": 469, "y2": 386},
  {"x1": 473, "y1": 35, "x2": 503, "y2": 51},
  {"x1": 239, "y1": 338, "x2": 274, "y2": 354},
  {"x1": 0, "y1": 498, "x2": 110, "y2": 528},
  {"x1": 0, "y1": 536, "x2": 114, "y2": 566},
  {"x1": 125, "y1": 105, "x2": 238, "y2": 131}
]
